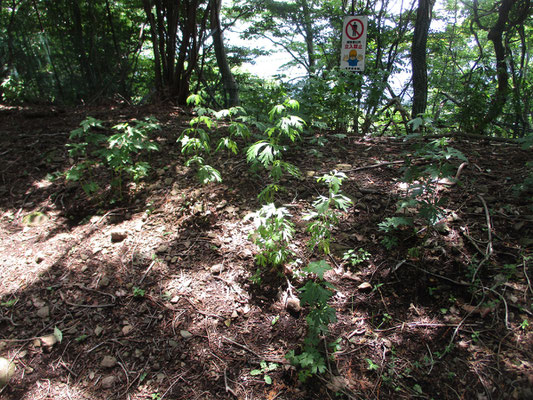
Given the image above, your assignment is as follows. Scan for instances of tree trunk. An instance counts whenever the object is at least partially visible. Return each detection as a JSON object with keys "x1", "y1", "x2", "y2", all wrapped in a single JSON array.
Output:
[
  {"x1": 411, "y1": 0, "x2": 434, "y2": 120},
  {"x1": 209, "y1": 0, "x2": 239, "y2": 107},
  {"x1": 298, "y1": 0, "x2": 315, "y2": 76},
  {"x1": 476, "y1": 0, "x2": 516, "y2": 133},
  {"x1": 142, "y1": 0, "x2": 163, "y2": 92}
]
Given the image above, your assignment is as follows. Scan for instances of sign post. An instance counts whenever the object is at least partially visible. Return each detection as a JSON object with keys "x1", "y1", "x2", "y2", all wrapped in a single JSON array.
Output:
[{"x1": 340, "y1": 16, "x2": 368, "y2": 72}]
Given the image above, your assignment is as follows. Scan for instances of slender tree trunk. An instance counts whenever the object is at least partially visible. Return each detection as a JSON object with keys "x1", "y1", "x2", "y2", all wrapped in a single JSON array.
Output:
[
  {"x1": 142, "y1": 0, "x2": 163, "y2": 91},
  {"x1": 209, "y1": 0, "x2": 239, "y2": 107},
  {"x1": 411, "y1": 0, "x2": 434, "y2": 120},
  {"x1": 476, "y1": 0, "x2": 515, "y2": 133},
  {"x1": 71, "y1": 0, "x2": 94, "y2": 93},
  {"x1": 298, "y1": 0, "x2": 315, "y2": 76}
]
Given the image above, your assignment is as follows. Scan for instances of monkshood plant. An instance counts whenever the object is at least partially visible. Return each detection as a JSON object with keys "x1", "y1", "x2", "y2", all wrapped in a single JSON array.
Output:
[{"x1": 66, "y1": 116, "x2": 160, "y2": 198}]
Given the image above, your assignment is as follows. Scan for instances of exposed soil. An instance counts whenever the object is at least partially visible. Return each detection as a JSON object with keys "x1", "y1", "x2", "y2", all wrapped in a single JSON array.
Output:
[{"x1": 0, "y1": 104, "x2": 532, "y2": 400}]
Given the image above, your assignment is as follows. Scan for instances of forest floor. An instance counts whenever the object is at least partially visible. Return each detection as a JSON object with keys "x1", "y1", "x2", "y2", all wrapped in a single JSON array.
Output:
[{"x1": 0, "y1": 104, "x2": 532, "y2": 400}]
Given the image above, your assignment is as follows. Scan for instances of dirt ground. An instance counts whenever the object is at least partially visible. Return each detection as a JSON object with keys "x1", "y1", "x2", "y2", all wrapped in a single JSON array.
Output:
[{"x1": 0, "y1": 104, "x2": 532, "y2": 400}]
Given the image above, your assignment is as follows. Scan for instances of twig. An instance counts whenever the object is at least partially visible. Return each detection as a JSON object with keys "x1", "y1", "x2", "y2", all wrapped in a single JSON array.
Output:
[
  {"x1": 375, "y1": 322, "x2": 475, "y2": 333},
  {"x1": 223, "y1": 369, "x2": 239, "y2": 398},
  {"x1": 486, "y1": 286, "x2": 510, "y2": 329},
  {"x1": 444, "y1": 295, "x2": 487, "y2": 359},
  {"x1": 222, "y1": 336, "x2": 285, "y2": 364},
  {"x1": 59, "y1": 360, "x2": 78, "y2": 377},
  {"x1": 346, "y1": 160, "x2": 406, "y2": 172},
  {"x1": 159, "y1": 372, "x2": 186, "y2": 400},
  {"x1": 222, "y1": 336, "x2": 261, "y2": 358},
  {"x1": 471, "y1": 195, "x2": 493, "y2": 283},
  {"x1": 138, "y1": 260, "x2": 156, "y2": 285},
  {"x1": 523, "y1": 257, "x2": 533, "y2": 297},
  {"x1": 181, "y1": 297, "x2": 225, "y2": 320},
  {"x1": 63, "y1": 299, "x2": 115, "y2": 308},
  {"x1": 425, "y1": 343, "x2": 434, "y2": 375},
  {"x1": 403, "y1": 261, "x2": 469, "y2": 287}
]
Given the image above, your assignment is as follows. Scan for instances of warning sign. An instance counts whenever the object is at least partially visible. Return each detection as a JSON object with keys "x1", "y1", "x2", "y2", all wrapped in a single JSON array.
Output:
[{"x1": 340, "y1": 16, "x2": 368, "y2": 72}]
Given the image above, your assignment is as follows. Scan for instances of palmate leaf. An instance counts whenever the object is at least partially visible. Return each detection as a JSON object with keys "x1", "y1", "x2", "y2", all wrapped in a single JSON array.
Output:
[
  {"x1": 284, "y1": 99, "x2": 300, "y2": 110},
  {"x1": 299, "y1": 280, "x2": 333, "y2": 306},
  {"x1": 216, "y1": 137, "x2": 238, "y2": 154},
  {"x1": 303, "y1": 260, "x2": 331, "y2": 279},
  {"x1": 247, "y1": 141, "x2": 281, "y2": 167},
  {"x1": 268, "y1": 104, "x2": 286, "y2": 121},
  {"x1": 278, "y1": 116, "x2": 305, "y2": 141},
  {"x1": 198, "y1": 165, "x2": 221, "y2": 184}
]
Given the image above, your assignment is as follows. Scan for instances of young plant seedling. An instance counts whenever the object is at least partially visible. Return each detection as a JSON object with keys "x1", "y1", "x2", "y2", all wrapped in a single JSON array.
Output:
[{"x1": 250, "y1": 361, "x2": 278, "y2": 384}]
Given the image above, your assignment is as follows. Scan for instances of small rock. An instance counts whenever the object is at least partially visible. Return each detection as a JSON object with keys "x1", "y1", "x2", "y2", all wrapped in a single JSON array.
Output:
[
  {"x1": 164, "y1": 177, "x2": 173, "y2": 186},
  {"x1": 156, "y1": 244, "x2": 168, "y2": 253},
  {"x1": 100, "y1": 355, "x2": 117, "y2": 368},
  {"x1": 231, "y1": 310, "x2": 239, "y2": 319},
  {"x1": 111, "y1": 231, "x2": 127, "y2": 243},
  {"x1": 101, "y1": 375, "x2": 116, "y2": 389},
  {"x1": 180, "y1": 330, "x2": 193, "y2": 339},
  {"x1": 326, "y1": 375, "x2": 349, "y2": 392},
  {"x1": 357, "y1": 282, "x2": 373, "y2": 292},
  {"x1": 40, "y1": 334, "x2": 58, "y2": 347},
  {"x1": 0, "y1": 357, "x2": 15, "y2": 387},
  {"x1": 99, "y1": 276, "x2": 110, "y2": 288},
  {"x1": 156, "y1": 372, "x2": 166, "y2": 382},
  {"x1": 170, "y1": 295, "x2": 180, "y2": 304},
  {"x1": 35, "y1": 253, "x2": 45, "y2": 264},
  {"x1": 210, "y1": 263, "x2": 224, "y2": 274},
  {"x1": 122, "y1": 325, "x2": 134, "y2": 335},
  {"x1": 94, "y1": 326, "x2": 104, "y2": 336},
  {"x1": 37, "y1": 305, "x2": 50, "y2": 318},
  {"x1": 286, "y1": 297, "x2": 301, "y2": 315},
  {"x1": 168, "y1": 340, "x2": 179, "y2": 348}
]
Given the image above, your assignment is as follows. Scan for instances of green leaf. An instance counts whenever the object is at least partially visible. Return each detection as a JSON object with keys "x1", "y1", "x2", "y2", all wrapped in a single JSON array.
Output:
[
  {"x1": 54, "y1": 326, "x2": 63, "y2": 343},
  {"x1": 303, "y1": 260, "x2": 331, "y2": 279},
  {"x1": 186, "y1": 94, "x2": 202, "y2": 106},
  {"x1": 264, "y1": 375, "x2": 272, "y2": 384},
  {"x1": 250, "y1": 369, "x2": 262, "y2": 376}
]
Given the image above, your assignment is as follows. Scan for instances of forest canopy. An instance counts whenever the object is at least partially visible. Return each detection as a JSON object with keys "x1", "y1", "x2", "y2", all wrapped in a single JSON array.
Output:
[{"x1": 0, "y1": 0, "x2": 531, "y2": 137}]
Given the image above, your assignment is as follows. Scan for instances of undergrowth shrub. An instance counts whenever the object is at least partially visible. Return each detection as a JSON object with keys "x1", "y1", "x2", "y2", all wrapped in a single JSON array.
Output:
[
  {"x1": 379, "y1": 135, "x2": 467, "y2": 249},
  {"x1": 66, "y1": 116, "x2": 160, "y2": 199},
  {"x1": 246, "y1": 99, "x2": 304, "y2": 203},
  {"x1": 178, "y1": 93, "x2": 251, "y2": 184}
]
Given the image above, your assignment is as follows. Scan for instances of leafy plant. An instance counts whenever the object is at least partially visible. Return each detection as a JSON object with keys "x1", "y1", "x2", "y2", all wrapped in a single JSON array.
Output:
[
  {"x1": 250, "y1": 360, "x2": 278, "y2": 384},
  {"x1": 366, "y1": 358, "x2": 380, "y2": 371},
  {"x1": 246, "y1": 203, "x2": 295, "y2": 270},
  {"x1": 304, "y1": 171, "x2": 352, "y2": 254},
  {"x1": 342, "y1": 248, "x2": 371, "y2": 267},
  {"x1": 286, "y1": 260, "x2": 337, "y2": 382},
  {"x1": 66, "y1": 116, "x2": 160, "y2": 198},
  {"x1": 179, "y1": 94, "x2": 252, "y2": 184},
  {"x1": 378, "y1": 136, "x2": 466, "y2": 249},
  {"x1": 0, "y1": 299, "x2": 17, "y2": 307},
  {"x1": 132, "y1": 286, "x2": 146, "y2": 297},
  {"x1": 246, "y1": 99, "x2": 304, "y2": 203},
  {"x1": 179, "y1": 94, "x2": 220, "y2": 184}
]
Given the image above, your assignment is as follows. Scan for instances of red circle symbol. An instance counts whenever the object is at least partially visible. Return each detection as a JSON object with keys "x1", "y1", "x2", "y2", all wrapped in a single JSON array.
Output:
[{"x1": 345, "y1": 18, "x2": 364, "y2": 40}]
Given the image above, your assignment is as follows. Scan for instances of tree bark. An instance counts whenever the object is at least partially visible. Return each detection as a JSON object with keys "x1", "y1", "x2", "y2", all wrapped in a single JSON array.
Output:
[
  {"x1": 298, "y1": 0, "x2": 316, "y2": 76},
  {"x1": 475, "y1": 0, "x2": 516, "y2": 133},
  {"x1": 411, "y1": 0, "x2": 434, "y2": 120},
  {"x1": 209, "y1": 0, "x2": 239, "y2": 107},
  {"x1": 142, "y1": 0, "x2": 163, "y2": 91}
]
